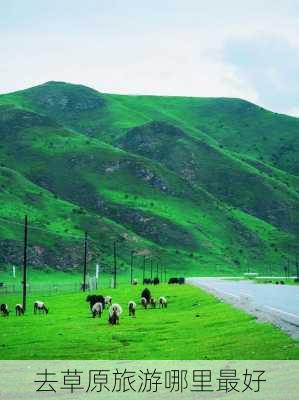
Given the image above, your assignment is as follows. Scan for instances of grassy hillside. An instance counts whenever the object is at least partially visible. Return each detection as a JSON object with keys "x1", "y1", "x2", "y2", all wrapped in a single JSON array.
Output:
[
  {"x1": 0, "y1": 81, "x2": 298, "y2": 276},
  {"x1": 1, "y1": 283, "x2": 298, "y2": 359}
]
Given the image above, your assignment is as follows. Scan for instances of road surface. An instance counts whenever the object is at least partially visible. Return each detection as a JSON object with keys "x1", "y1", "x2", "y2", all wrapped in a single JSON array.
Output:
[{"x1": 187, "y1": 277, "x2": 299, "y2": 339}]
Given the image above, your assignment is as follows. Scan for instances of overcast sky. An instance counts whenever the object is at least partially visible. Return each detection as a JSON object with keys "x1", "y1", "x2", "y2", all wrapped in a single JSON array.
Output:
[{"x1": 1, "y1": 0, "x2": 299, "y2": 116}]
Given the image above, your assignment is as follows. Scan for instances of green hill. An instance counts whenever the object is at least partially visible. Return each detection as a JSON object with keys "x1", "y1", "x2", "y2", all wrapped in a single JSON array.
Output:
[{"x1": 0, "y1": 81, "x2": 298, "y2": 276}]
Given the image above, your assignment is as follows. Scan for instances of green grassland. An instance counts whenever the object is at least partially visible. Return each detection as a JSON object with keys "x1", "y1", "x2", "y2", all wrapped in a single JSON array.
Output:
[
  {"x1": 0, "y1": 81, "x2": 298, "y2": 276},
  {"x1": 0, "y1": 283, "x2": 298, "y2": 360}
]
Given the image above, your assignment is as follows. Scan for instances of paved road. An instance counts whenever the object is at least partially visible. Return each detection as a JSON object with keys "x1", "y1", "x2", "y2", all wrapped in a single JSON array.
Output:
[{"x1": 187, "y1": 277, "x2": 299, "y2": 339}]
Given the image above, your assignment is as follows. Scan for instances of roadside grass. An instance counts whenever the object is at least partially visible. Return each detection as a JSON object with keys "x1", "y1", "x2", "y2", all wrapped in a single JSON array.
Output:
[{"x1": 0, "y1": 283, "x2": 298, "y2": 360}]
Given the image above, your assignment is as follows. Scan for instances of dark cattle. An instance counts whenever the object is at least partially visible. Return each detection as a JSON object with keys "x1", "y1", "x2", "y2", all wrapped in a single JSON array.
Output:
[
  {"x1": 168, "y1": 277, "x2": 179, "y2": 284},
  {"x1": 178, "y1": 277, "x2": 185, "y2": 285},
  {"x1": 86, "y1": 295, "x2": 105, "y2": 310},
  {"x1": 153, "y1": 277, "x2": 160, "y2": 285}
]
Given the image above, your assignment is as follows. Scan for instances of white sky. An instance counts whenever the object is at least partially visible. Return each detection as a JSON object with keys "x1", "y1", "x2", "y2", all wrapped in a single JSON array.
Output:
[{"x1": 1, "y1": 0, "x2": 299, "y2": 116}]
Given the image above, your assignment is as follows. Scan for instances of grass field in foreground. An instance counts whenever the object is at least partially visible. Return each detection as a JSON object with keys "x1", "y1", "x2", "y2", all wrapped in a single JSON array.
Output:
[{"x1": 0, "y1": 283, "x2": 298, "y2": 360}]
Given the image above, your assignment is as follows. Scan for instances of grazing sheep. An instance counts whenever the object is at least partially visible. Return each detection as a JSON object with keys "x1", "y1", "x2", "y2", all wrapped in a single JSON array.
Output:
[
  {"x1": 141, "y1": 288, "x2": 151, "y2": 303},
  {"x1": 15, "y1": 304, "x2": 24, "y2": 316},
  {"x1": 141, "y1": 297, "x2": 148, "y2": 309},
  {"x1": 0, "y1": 303, "x2": 9, "y2": 317},
  {"x1": 159, "y1": 297, "x2": 167, "y2": 308},
  {"x1": 86, "y1": 295, "x2": 105, "y2": 310},
  {"x1": 34, "y1": 301, "x2": 49, "y2": 314},
  {"x1": 128, "y1": 301, "x2": 136, "y2": 317},
  {"x1": 132, "y1": 279, "x2": 138, "y2": 285},
  {"x1": 150, "y1": 297, "x2": 157, "y2": 308},
  {"x1": 104, "y1": 296, "x2": 112, "y2": 306},
  {"x1": 108, "y1": 304, "x2": 122, "y2": 325},
  {"x1": 91, "y1": 302, "x2": 103, "y2": 318}
]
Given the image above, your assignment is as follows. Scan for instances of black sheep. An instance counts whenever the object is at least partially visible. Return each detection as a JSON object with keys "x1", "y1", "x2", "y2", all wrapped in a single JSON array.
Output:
[
  {"x1": 141, "y1": 288, "x2": 151, "y2": 303},
  {"x1": 86, "y1": 294, "x2": 105, "y2": 310}
]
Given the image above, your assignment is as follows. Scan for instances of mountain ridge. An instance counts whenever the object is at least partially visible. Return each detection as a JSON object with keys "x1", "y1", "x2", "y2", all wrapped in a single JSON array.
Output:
[{"x1": 0, "y1": 81, "x2": 298, "y2": 275}]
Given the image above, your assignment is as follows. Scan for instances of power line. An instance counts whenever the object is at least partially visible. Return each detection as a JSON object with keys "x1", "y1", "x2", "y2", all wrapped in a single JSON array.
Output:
[
  {"x1": 113, "y1": 241, "x2": 117, "y2": 289},
  {"x1": 83, "y1": 231, "x2": 88, "y2": 292},
  {"x1": 22, "y1": 215, "x2": 28, "y2": 313}
]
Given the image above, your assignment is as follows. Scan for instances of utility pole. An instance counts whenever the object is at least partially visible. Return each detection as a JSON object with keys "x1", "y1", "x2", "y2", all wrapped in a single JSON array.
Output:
[
  {"x1": 143, "y1": 255, "x2": 146, "y2": 282},
  {"x1": 150, "y1": 258, "x2": 153, "y2": 280},
  {"x1": 83, "y1": 231, "x2": 88, "y2": 292},
  {"x1": 113, "y1": 241, "x2": 117, "y2": 289},
  {"x1": 22, "y1": 215, "x2": 28, "y2": 312},
  {"x1": 96, "y1": 263, "x2": 99, "y2": 289},
  {"x1": 130, "y1": 250, "x2": 134, "y2": 284}
]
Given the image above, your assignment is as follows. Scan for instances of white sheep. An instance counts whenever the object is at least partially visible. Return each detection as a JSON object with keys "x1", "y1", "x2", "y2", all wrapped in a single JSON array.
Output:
[
  {"x1": 150, "y1": 298, "x2": 157, "y2": 308},
  {"x1": 104, "y1": 296, "x2": 112, "y2": 306},
  {"x1": 91, "y1": 302, "x2": 103, "y2": 318},
  {"x1": 34, "y1": 301, "x2": 49, "y2": 314},
  {"x1": 108, "y1": 303, "x2": 122, "y2": 325},
  {"x1": 128, "y1": 301, "x2": 136, "y2": 317},
  {"x1": 141, "y1": 297, "x2": 148, "y2": 309},
  {"x1": 159, "y1": 296, "x2": 167, "y2": 308},
  {"x1": 0, "y1": 303, "x2": 9, "y2": 317},
  {"x1": 15, "y1": 304, "x2": 24, "y2": 316},
  {"x1": 132, "y1": 278, "x2": 138, "y2": 285}
]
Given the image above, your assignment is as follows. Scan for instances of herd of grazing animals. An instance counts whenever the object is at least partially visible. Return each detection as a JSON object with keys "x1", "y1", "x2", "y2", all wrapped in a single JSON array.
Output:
[
  {"x1": 0, "y1": 301, "x2": 49, "y2": 317},
  {"x1": 0, "y1": 287, "x2": 168, "y2": 325},
  {"x1": 86, "y1": 287, "x2": 168, "y2": 325}
]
